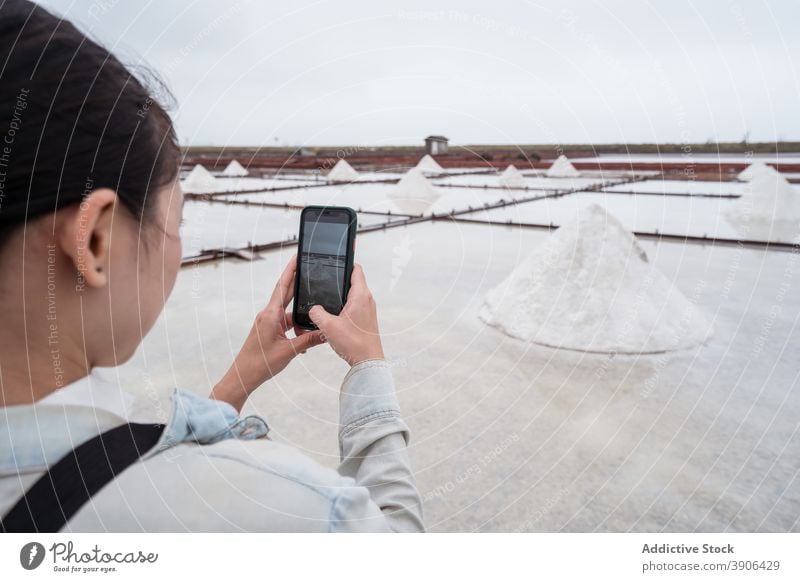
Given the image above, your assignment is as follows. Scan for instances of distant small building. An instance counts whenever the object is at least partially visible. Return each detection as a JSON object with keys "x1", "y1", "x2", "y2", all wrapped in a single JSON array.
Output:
[{"x1": 425, "y1": 135, "x2": 449, "y2": 155}]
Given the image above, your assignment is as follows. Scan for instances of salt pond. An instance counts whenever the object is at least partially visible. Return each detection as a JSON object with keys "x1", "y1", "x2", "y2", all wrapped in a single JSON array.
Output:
[
  {"x1": 432, "y1": 173, "x2": 605, "y2": 191},
  {"x1": 180, "y1": 201, "x2": 396, "y2": 257},
  {"x1": 461, "y1": 192, "x2": 754, "y2": 241},
  {"x1": 217, "y1": 183, "x2": 552, "y2": 216},
  {"x1": 602, "y1": 179, "x2": 749, "y2": 197},
  {"x1": 117, "y1": 217, "x2": 799, "y2": 532}
]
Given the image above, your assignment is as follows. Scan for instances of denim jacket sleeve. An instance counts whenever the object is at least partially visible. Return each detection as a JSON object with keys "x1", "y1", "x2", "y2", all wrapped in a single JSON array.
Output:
[{"x1": 335, "y1": 359, "x2": 424, "y2": 532}]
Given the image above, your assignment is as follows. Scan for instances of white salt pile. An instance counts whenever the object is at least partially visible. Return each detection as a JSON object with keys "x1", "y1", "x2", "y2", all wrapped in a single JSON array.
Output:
[
  {"x1": 546, "y1": 155, "x2": 580, "y2": 178},
  {"x1": 223, "y1": 160, "x2": 248, "y2": 177},
  {"x1": 327, "y1": 159, "x2": 359, "y2": 182},
  {"x1": 499, "y1": 164, "x2": 526, "y2": 189},
  {"x1": 182, "y1": 164, "x2": 218, "y2": 194},
  {"x1": 479, "y1": 204, "x2": 713, "y2": 353},
  {"x1": 725, "y1": 171, "x2": 800, "y2": 242},
  {"x1": 389, "y1": 167, "x2": 440, "y2": 216},
  {"x1": 415, "y1": 154, "x2": 444, "y2": 174},
  {"x1": 737, "y1": 162, "x2": 777, "y2": 182}
]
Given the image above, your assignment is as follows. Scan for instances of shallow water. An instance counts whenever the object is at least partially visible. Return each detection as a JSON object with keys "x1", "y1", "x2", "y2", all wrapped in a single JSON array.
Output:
[
  {"x1": 219, "y1": 184, "x2": 400, "y2": 213},
  {"x1": 180, "y1": 203, "x2": 301, "y2": 257},
  {"x1": 602, "y1": 179, "x2": 749, "y2": 197},
  {"x1": 460, "y1": 192, "x2": 745, "y2": 240},
  {"x1": 180, "y1": 201, "x2": 396, "y2": 257},
  {"x1": 433, "y1": 173, "x2": 606, "y2": 190},
  {"x1": 118, "y1": 215, "x2": 799, "y2": 532},
  {"x1": 183, "y1": 175, "x2": 322, "y2": 193},
  {"x1": 216, "y1": 183, "x2": 550, "y2": 217}
]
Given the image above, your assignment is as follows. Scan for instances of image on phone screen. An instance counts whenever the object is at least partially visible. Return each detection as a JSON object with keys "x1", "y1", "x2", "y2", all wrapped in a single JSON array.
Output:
[{"x1": 295, "y1": 207, "x2": 355, "y2": 323}]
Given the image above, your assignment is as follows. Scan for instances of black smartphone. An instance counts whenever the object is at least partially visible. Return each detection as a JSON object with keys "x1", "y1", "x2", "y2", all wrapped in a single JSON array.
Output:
[{"x1": 293, "y1": 206, "x2": 358, "y2": 330}]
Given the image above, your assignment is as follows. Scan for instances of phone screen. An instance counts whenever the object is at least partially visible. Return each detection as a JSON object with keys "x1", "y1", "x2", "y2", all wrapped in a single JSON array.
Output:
[{"x1": 294, "y1": 207, "x2": 356, "y2": 328}]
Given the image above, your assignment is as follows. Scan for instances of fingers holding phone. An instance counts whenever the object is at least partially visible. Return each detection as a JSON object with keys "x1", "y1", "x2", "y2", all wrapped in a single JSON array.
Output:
[
  {"x1": 309, "y1": 264, "x2": 385, "y2": 366},
  {"x1": 211, "y1": 256, "x2": 325, "y2": 411},
  {"x1": 293, "y1": 206, "x2": 357, "y2": 330}
]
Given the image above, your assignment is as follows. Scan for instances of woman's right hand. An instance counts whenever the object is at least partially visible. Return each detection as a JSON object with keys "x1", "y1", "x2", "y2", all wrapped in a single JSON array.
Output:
[{"x1": 309, "y1": 264, "x2": 385, "y2": 366}]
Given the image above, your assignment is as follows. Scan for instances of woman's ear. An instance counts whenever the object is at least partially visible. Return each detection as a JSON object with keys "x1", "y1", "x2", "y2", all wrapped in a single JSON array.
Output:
[{"x1": 57, "y1": 188, "x2": 118, "y2": 288}]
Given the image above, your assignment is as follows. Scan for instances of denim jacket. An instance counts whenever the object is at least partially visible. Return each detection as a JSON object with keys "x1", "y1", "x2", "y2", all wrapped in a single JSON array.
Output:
[{"x1": 0, "y1": 360, "x2": 424, "y2": 532}]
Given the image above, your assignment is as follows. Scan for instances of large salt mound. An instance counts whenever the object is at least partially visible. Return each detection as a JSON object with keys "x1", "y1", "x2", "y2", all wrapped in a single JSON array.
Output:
[
  {"x1": 725, "y1": 172, "x2": 800, "y2": 242},
  {"x1": 223, "y1": 160, "x2": 248, "y2": 177},
  {"x1": 415, "y1": 154, "x2": 444, "y2": 174},
  {"x1": 389, "y1": 167, "x2": 440, "y2": 215},
  {"x1": 182, "y1": 164, "x2": 218, "y2": 193},
  {"x1": 479, "y1": 204, "x2": 713, "y2": 353},
  {"x1": 737, "y1": 162, "x2": 777, "y2": 182},
  {"x1": 499, "y1": 164, "x2": 526, "y2": 189},
  {"x1": 327, "y1": 159, "x2": 359, "y2": 182},
  {"x1": 546, "y1": 154, "x2": 580, "y2": 178}
]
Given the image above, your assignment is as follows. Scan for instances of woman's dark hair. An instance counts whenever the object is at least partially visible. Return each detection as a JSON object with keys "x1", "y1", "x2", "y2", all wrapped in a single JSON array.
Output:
[{"x1": 0, "y1": 0, "x2": 180, "y2": 241}]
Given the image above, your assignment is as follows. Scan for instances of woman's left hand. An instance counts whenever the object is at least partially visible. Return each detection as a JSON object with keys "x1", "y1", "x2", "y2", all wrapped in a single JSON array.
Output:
[{"x1": 211, "y1": 256, "x2": 324, "y2": 411}]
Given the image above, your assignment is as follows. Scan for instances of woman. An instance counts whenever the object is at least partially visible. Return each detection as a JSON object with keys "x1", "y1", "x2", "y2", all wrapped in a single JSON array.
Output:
[{"x1": 0, "y1": 0, "x2": 423, "y2": 532}]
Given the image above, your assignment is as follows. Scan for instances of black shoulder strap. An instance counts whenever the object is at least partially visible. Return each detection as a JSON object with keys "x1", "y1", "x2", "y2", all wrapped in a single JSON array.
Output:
[{"x1": 1, "y1": 422, "x2": 165, "y2": 533}]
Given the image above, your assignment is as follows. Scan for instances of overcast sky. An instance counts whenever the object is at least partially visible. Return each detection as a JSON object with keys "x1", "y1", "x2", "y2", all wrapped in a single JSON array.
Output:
[{"x1": 40, "y1": 0, "x2": 800, "y2": 147}]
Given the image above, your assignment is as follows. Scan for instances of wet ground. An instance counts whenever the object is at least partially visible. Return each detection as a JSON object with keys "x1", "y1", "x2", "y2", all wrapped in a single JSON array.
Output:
[{"x1": 107, "y1": 168, "x2": 800, "y2": 531}]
